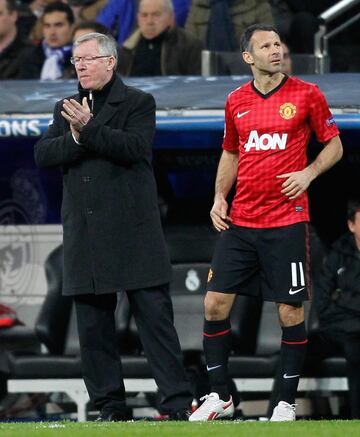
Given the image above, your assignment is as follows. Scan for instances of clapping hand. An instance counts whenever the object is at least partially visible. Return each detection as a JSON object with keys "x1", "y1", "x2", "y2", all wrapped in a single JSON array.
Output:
[{"x1": 61, "y1": 97, "x2": 92, "y2": 141}]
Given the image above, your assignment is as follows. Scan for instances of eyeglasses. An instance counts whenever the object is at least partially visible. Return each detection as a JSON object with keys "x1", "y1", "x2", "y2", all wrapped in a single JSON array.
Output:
[{"x1": 70, "y1": 55, "x2": 111, "y2": 65}]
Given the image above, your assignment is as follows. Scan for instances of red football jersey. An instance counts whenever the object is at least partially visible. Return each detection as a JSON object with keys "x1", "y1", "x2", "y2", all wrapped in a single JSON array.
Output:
[{"x1": 222, "y1": 75, "x2": 339, "y2": 228}]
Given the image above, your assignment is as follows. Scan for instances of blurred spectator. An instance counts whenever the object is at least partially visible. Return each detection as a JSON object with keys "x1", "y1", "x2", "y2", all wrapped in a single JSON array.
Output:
[
  {"x1": 96, "y1": 0, "x2": 191, "y2": 45},
  {"x1": 19, "y1": 1, "x2": 106, "y2": 45},
  {"x1": 185, "y1": 0, "x2": 274, "y2": 51},
  {"x1": 67, "y1": 0, "x2": 107, "y2": 23},
  {"x1": 96, "y1": 0, "x2": 135, "y2": 45},
  {"x1": 16, "y1": 1, "x2": 48, "y2": 40},
  {"x1": 118, "y1": 0, "x2": 203, "y2": 77},
  {"x1": 270, "y1": 0, "x2": 319, "y2": 54},
  {"x1": 271, "y1": 1, "x2": 360, "y2": 71},
  {"x1": 72, "y1": 20, "x2": 110, "y2": 40},
  {"x1": 281, "y1": 41, "x2": 292, "y2": 75},
  {"x1": 17, "y1": 0, "x2": 58, "y2": 45},
  {"x1": 18, "y1": 2, "x2": 75, "y2": 79},
  {"x1": 0, "y1": 0, "x2": 31, "y2": 79},
  {"x1": 310, "y1": 198, "x2": 360, "y2": 418}
]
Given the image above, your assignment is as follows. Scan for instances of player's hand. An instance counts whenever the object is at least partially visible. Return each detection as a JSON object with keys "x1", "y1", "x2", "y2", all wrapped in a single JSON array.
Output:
[
  {"x1": 277, "y1": 168, "x2": 313, "y2": 199},
  {"x1": 210, "y1": 197, "x2": 232, "y2": 232},
  {"x1": 61, "y1": 97, "x2": 92, "y2": 131}
]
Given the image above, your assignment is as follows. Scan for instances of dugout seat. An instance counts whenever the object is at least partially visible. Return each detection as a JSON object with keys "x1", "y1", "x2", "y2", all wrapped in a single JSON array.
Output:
[
  {"x1": 6, "y1": 244, "x2": 157, "y2": 420},
  {"x1": 164, "y1": 225, "x2": 264, "y2": 404},
  {"x1": 164, "y1": 224, "x2": 262, "y2": 358},
  {"x1": 228, "y1": 301, "x2": 280, "y2": 395},
  {"x1": 7, "y1": 245, "x2": 81, "y2": 381},
  {"x1": 0, "y1": 326, "x2": 40, "y2": 356}
]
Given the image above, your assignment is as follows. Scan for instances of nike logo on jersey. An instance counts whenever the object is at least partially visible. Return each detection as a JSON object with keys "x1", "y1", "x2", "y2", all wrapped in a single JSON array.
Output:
[
  {"x1": 244, "y1": 130, "x2": 288, "y2": 151},
  {"x1": 207, "y1": 364, "x2": 222, "y2": 371},
  {"x1": 288, "y1": 287, "x2": 305, "y2": 295},
  {"x1": 283, "y1": 373, "x2": 300, "y2": 379},
  {"x1": 237, "y1": 110, "x2": 251, "y2": 119}
]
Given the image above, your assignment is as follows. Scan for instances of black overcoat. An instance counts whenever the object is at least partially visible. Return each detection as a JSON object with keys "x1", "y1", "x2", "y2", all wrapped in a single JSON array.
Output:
[{"x1": 34, "y1": 74, "x2": 172, "y2": 295}]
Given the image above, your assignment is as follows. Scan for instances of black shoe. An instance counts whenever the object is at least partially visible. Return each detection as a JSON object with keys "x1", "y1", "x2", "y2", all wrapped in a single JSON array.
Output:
[
  {"x1": 168, "y1": 408, "x2": 192, "y2": 421},
  {"x1": 96, "y1": 409, "x2": 129, "y2": 422}
]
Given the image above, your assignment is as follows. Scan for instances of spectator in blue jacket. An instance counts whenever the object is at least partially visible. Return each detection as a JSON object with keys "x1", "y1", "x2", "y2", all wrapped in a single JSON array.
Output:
[
  {"x1": 96, "y1": 0, "x2": 190, "y2": 45},
  {"x1": 117, "y1": 0, "x2": 202, "y2": 77}
]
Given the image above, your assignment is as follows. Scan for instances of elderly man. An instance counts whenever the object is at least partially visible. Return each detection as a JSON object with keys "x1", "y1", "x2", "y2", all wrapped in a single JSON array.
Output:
[
  {"x1": 34, "y1": 32, "x2": 193, "y2": 421},
  {"x1": 118, "y1": 0, "x2": 203, "y2": 76}
]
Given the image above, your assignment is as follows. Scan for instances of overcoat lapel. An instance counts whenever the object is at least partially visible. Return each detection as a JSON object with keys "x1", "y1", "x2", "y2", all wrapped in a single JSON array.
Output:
[{"x1": 95, "y1": 76, "x2": 127, "y2": 125}]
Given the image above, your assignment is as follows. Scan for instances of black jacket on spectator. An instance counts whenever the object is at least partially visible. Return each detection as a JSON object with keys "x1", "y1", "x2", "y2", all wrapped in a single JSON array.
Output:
[
  {"x1": 17, "y1": 44, "x2": 75, "y2": 79},
  {"x1": 34, "y1": 74, "x2": 172, "y2": 295},
  {"x1": 315, "y1": 232, "x2": 360, "y2": 334},
  {"x1": 118, "y1": 27, "x2": 203, "y2": 76},
  {"x1": 0, "y1": 35, "x2": 31, "y2": 79}
]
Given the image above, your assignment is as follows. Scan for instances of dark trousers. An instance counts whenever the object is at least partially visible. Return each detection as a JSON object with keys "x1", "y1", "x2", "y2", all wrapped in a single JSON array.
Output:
[
  {"x1": 306, "y1": 330, "x2": 360, "y2": 419},
  {"x1": 269, "y1": 330, "x2": 360, "y2": 418},
  {"x1": 74, "y1": 284, "x2": 193, "y2": 413}
]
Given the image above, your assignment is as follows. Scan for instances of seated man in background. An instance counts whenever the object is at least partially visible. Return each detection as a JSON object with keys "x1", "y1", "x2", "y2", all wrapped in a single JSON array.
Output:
[
  {"x1": 118, "y1": 0, "x2": 203, "y2": 77},
  {"x1": 0, "y1": 0, "x2": 31, "y2": 79},
  {"x1": 72, "y1": 20, "x2": 111, "y2": 41},
  {"x1": 16, "y1": 0, "x2": 53, "y2": 43},
  {"x1": 310, "y1": 198, "x2": 360, "y2": 419},
  {"x1": 185, "y1": 0, "x2": 274, "y2": 51},
  {"x1": 18, "y1": 2, "x2": 75, "y2": 79},
  {"x1": 96, "y1": 0, "x2": 191, "y2": 45},
  {"x1": 281, "y1": 41, "x2": 292, "y2": 75}
]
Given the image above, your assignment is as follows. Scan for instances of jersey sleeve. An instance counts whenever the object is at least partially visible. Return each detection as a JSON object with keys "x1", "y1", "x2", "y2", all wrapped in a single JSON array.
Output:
[
  {"x1": 222, "y1": 96, "x2": 239, "y2": 151},
  {"x1": 308, "y1": 84, "x2": 339, "y2": 143}
]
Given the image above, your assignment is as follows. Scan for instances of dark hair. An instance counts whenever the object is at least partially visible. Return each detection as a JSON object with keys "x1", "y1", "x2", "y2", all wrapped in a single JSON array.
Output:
[
  {"x1": 240, "y1": 23, "x2": 280, "y2": 52},
  {"x1": 73, "y1": 21, "x2": 111, "y2": 37},
  {"x1": 347, "y1": 198, "x2": 360, "y2": 222},
  {"x1": 42, "y1": 2, "x2": 75, "y2": 25},
  {"x1": 5, "y1": 0, "x2": 18, "y2": 12}
]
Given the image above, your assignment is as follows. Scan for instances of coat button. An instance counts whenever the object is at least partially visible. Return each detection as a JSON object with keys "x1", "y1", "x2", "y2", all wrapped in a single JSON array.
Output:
[
  {"x1": 82, "y1": 176, "x2": 91, "y2": 182},
  {"x1": 86, "y1": 208, "x2": 93, "y2": 215}
]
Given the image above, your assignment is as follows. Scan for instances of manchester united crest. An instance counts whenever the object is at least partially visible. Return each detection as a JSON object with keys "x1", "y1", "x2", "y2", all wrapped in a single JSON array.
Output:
[{"x1": 279, "y1": 102, "x2": 296, "y2": 120}]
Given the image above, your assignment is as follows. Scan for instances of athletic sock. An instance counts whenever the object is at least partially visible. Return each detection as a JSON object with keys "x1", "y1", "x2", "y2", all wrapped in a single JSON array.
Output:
[
  {"x1": 203, "y1": 318, "x2": 232, "y2": 401},
  {"x1": 279, "y1": 321, "x2": 307, "y2": 405}
]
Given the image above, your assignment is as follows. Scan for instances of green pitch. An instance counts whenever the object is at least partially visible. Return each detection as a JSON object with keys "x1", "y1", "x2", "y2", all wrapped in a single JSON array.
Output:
[{"x1": 1, "y1": 420, "x2": 360, "y2": 437}]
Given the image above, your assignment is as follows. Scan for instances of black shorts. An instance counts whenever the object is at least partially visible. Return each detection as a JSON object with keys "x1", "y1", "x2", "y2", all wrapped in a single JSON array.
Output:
[{"x1": 207, "y1": 222, "x2": 311, "y2": 303}]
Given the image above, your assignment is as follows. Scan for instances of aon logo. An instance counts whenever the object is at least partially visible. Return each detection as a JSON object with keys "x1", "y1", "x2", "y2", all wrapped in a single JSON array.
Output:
[{"x1": 244, "y1": 130, "x2": 288, "y2": 151}]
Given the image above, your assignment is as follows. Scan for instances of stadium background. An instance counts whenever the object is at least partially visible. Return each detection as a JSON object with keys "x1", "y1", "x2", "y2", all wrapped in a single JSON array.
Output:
[{"x1": 0, "y1": 75, "x2": 359, "y2": 328}]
